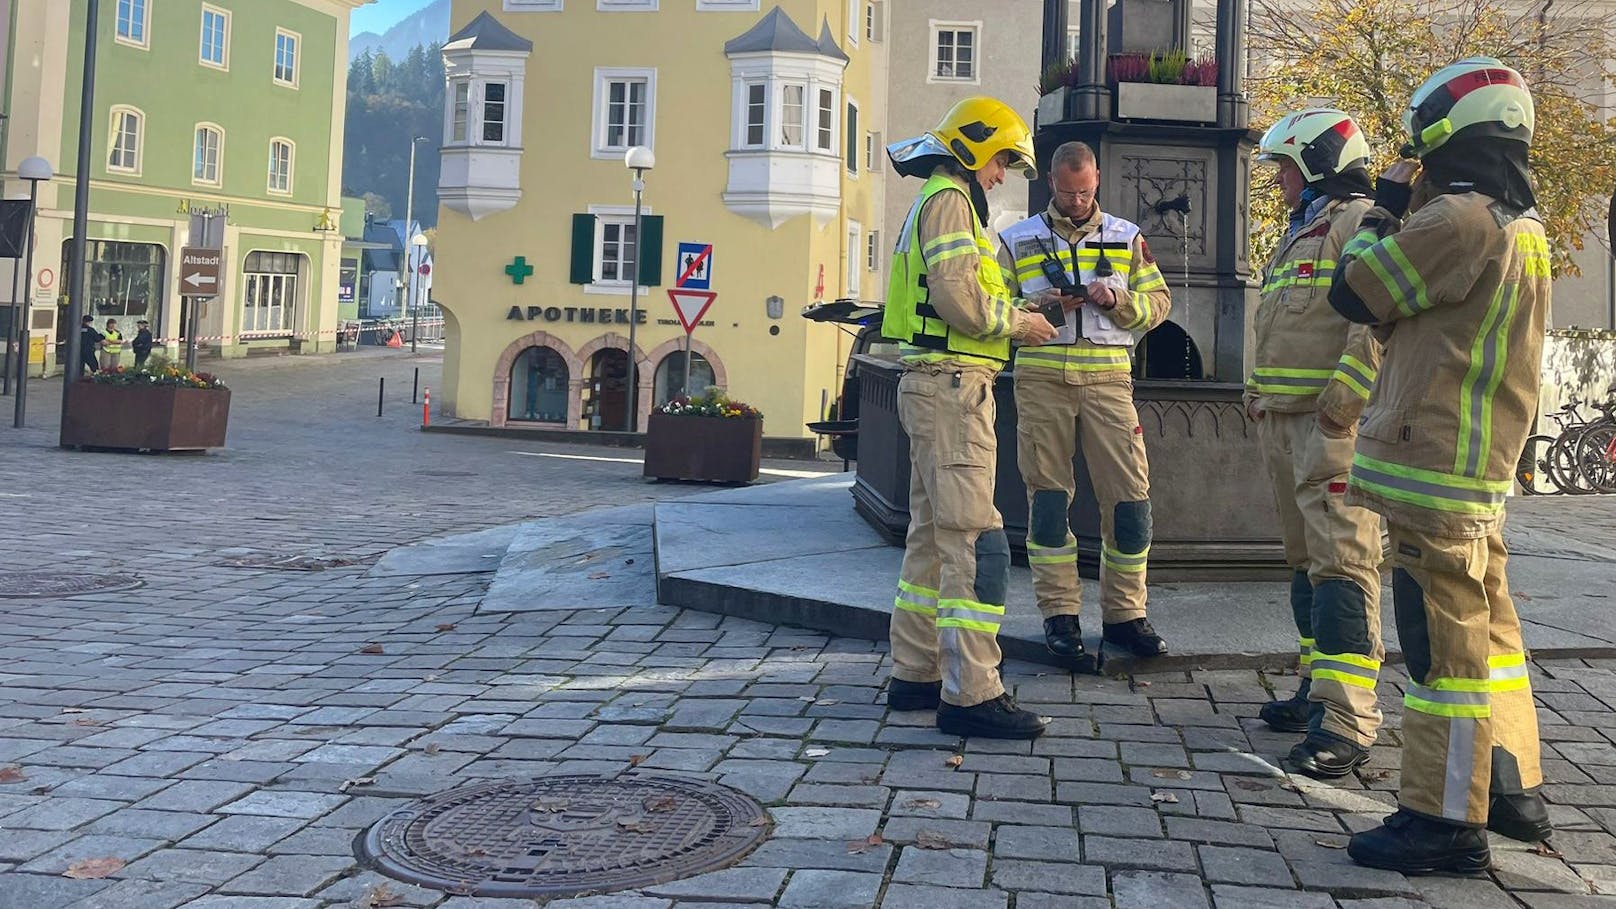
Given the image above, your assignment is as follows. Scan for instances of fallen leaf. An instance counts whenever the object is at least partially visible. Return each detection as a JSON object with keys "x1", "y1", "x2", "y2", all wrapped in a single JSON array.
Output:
[
  {"x1": 435, "y1": 623, "x2": 457, "y2": 632},
  {"x1": 424, "y1": 742, "x2": 442, "y2": 756},
  {"x1": 0, "y1": 766, "x2": 27, "y2": 783},
  {"x1": 915, "y1": 830, "x2": 954, "y2": 850},
  {"x1": 628, "y1": 754, "x2": 648, "y2": 767},
  {"x1": 339, "y1": 777, "x2": 376, "y2": 792},
  {"x1": 817, "y1": 699, "x2": 840, "y2": 706},
  {"x1": 1150, "y1": 791, "x2": 1180, "y2": 804},
  {"x1": 360, "y1": 883, "x2": 406, "y2": 908},
  {"x1": 61, "y1": 708, "x2": 85, "y2": 714},
  {"x1": 63, "y1": 857, "x2": 125, "y2": 879},
  {"x1": 749, "y1": 815, "x2": 770, "y2": 827},
  {"x1": 846, "y1": 834, "x2": 884, "y2": 854},
  {"x1": 617, "y1": 819, "x2": 654, "y2": 833},
  {"x1": 1315, "y1": 839, "x2": 1346, "y2": 849},
  {"x1": 1531, "y1": 842, "x2": 1563, "y2": 858},
  {"x1": 1280, "y1": 781, "x2": 1304, "y2": 794},
  {"x1": 71, "y1": 717, "x2": 103, "y2": 727},
  {"x1": 645, "y1": 796, "x2": 677, "y2": 812},
  {"x1": 1231, "y1": 779, "x2": 1271, "y2": 791},
  {"x1": 805, "y1": 748, "x2": 830, "y2": 758},
  {"x1": 361, "y1": 643, "x2": 384, "y2": 655},
  {"x1": 1152, "y1": 769, "x2": 1193, "y2": 780},
  {"x1": 588, "y1": 571, "x2": 609, "y2": 580},
  {"x1": 902, "y1": 798, "x2": 942, "y2": 810},
  {"x1": 944, "y1": 755, "x2": 964, "y2": 769},
  {"x1": 1361, "y1": 769, "x2": 1393, "y2": 782}
]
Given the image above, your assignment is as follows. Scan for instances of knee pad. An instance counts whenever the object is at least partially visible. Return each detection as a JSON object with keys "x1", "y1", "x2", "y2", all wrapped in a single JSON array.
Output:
[
  {"x1": 1029, "y1": 490, "x2": 1070, "y2": 548},
  {"x1": 1290, "y1": 570, "x2": 1314, "y2": 635},
  {"x1": 1392, "y1": 567, "x2": 1431, "y2": 684},
  {"x1": 1112, "y1": 500, "x2": 1152, "y2": 553},
  {"x1": 974, "y1": 530, "x2": 1010, "y2": 606},
  {"x1": 1312, "y1": 579, "x2": 1372, "y2": 654}
]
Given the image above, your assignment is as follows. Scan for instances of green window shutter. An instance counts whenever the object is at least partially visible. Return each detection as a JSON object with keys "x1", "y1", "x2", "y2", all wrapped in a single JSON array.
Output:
[
  {"x1": 569, "y1": 214, "x2": 595, "y2": 284},
  {"x1": 639, "y1": 215, "x2": 664, "y2": 286}
]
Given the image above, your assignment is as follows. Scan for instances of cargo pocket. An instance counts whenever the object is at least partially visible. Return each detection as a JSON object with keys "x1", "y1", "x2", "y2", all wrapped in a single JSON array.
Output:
[
  {"x1": 1302, "y1": 421, "x2": 1357, "y2": 485},
  {"x1": 935, "y1": 376, "x2": 997, "y2": 533},
  {"x1": 897, "y1": 374, "x2": 938, "y2": 442},
  {"x1": 1356, "y1": 407, "x2": 1410, "y2": 447}
]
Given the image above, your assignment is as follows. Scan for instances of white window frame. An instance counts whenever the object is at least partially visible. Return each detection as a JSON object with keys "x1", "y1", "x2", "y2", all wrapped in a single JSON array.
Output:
[
  {"x1": 273, "y1": 28, "x2": 301, "y2": 88},
  {"x1": 1067, "y1": 28, "x2": 1082, "y2": 61},
  {"x1": 866, "y1": 1, "x2": 884, "y2": 43},
  {"x1": 240, "y1": 251, "x2": 303, "y2": 336},
  {"x1": 591, "y1": 67, "x2": 657, "y2": 160},
  {"x1": 192, "y1": 123, "x2": 224, "y2": 187},
  {"x1": 865, "y1": 130, "x2": 882, "y2": 171},
  {"x1": 480, "y1": 80, "x2": 510, "y2": 144},
  {"x1": 741, "y1": 82, "x2": 767, "y2": 149},
  {"x1": 598, "y1": 0, "x2": 656, "y2": 8},
  {"x1": 929, "y1": 21, "x2": 981, "y2": 85},
  {"x1": 697, "y1": 0, "x2": 757, "y2": 8},
  {"x1": 846, "y1": 220, "x2": 862, "y2": 297},
  {"x1": 778, "y1": 81, "x2": 806, "y2": 149},
  {"x1": 267, "y1": 137, "x2": 295, "y2": 195},
  {"x1": 844, "y1": 97, "x2": 860, "y2": 176},
  {"x1": 846, "y1": 0, "x2": 859, "y2": 46},
  {"x1": 115, "y1": 0, "x2": 150, "y2": 49},
  {"x1": 200, "y1": 5, "x2": 230, "y2": 69},
  {"x1": 585, "y1": 204, "x2": 655, "y2": 296},
  {"x1": 815, "y1": 86, "x2": 835, "y2": 153},
  {"x1": 107, "y1": 105, "x2": 144, "y2": 175},
  {"x1": 450, "y1": 79, "x2": 472, "y2": 144},
  {"x1": 504, "y1": 0, "x2": 563, "y2": 8},
  {"x1": 866, "y1": 230, "x2": 881, "y2": 272}
]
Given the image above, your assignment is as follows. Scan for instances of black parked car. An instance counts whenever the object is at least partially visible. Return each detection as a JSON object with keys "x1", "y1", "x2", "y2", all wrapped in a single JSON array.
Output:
[{"x1": 801, "y1": 299, "x2": 895, "y2": 463}]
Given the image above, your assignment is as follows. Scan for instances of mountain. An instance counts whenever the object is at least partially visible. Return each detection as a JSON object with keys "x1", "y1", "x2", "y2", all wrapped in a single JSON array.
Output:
[{"x1": 349, "y1": 0, "x2": 451, "y2": 61}]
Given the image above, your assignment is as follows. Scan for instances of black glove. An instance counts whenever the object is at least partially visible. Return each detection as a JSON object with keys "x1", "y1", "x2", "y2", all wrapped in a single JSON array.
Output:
[{"x1": 1373, "y1": 178, "x2": 1413, "y2": 219}]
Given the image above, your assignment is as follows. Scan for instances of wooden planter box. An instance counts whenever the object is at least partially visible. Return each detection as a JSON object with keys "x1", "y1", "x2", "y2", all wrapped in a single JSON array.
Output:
[
  {"x1": 1114, "y1": 82, "x2": 1217, "y2": 123},
  {"x1": 62, "y1": 381, "x2": 231, "y2": 452},
  {"x1": 643, "y1": 413, "x2": 762, "y2": 484}
]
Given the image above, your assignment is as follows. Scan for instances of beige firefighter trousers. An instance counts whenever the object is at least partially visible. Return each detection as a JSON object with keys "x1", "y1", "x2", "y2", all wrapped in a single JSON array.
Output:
[
  {"x1": 890, "y1": 367, "x2": 1010, "y2": 708},
  {"x1": 1014, "y1": 375, "x2": 1150, "y2": 624},
  {"x1": 1390, "y1": 523, "x2": 1542, "y2": 827},
  {"x1": 1257, "y1": 411, "x2": 1386, "y2": 746}
]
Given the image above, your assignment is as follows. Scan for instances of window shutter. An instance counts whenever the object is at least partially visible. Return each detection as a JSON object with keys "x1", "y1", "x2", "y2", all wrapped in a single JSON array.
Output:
[
  {"x1": 570, "y1": 214, "x2": 595, "y2": 284},
  {"x1": 639, "y1": 215, "x2": 664, "y2": 286}
]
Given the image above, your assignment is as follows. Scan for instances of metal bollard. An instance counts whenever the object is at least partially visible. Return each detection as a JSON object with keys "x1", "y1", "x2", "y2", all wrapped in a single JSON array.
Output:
[
  {"x1": 422, "y1": 387, "x2": 431, "y2": 428},
  {"x1": 412, "y1": 367, "x2": 419, "y2": 404},
  {"x1": 377, "y1": 377, "x2": 385, "y2": 417}
]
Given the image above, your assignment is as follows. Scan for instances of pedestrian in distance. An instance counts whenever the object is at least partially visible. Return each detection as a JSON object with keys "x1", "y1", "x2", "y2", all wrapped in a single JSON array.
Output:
[
  {"x1": 78, "y1": 314, "x2": 102, "y2": 376},
  {"x1": 100, "y1": 318, "x2": 123, "y2": 372},
  {"x1": 882, "y1": 96, "x2": 1061, "y2": 741},
  {"x1": 132, "y1": 319, "x2": 153, "y2": 367}
]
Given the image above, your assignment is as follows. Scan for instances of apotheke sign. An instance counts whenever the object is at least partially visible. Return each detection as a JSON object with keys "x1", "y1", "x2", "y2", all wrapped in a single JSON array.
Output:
[{"x1": 505, "y1": 305, "x2": 648, "y2": 325}]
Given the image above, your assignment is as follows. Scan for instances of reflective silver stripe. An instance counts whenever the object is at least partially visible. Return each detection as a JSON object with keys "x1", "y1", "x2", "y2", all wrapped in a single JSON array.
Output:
[
  {"x1": 896, "y1": 195, "x2": 924, "y2": 251},
  {"x1": 1350, "y1": 463, "x2": 1508, "y2": 507},
  {"x1": 1335, "y1": 360, "x2": 1375, "y2": 390},
  {"x1": 1407, "y1": 684, "x2": 1490, "y2": 707},
  {"x1": 1254, "y1": 373, "x2": 1330, "y2": 389},
  {"x1": 1017, "y1": 351, "x2": 1128, "y2": 366},
  {"x1": 1027, "y1": 544, "x2": 1079, "y2": 557},
  {"x1": 937, "y1": 604, "x2": 1004, "y2": 626},
  {"x1": 1443, "y1": 717, "x2": 1476, "y2": 822},
  {"x1": 1489, "y1": 663, "x2": 1528, "y2": 683},
  {"x1": 1103, "y1": 547, "x2": 1148, "y2": 566},
  {"x1": 896, "y1": 588, "x2": 938, "y2": 610},
  {"x1": 923, "y1": 236, "x2": 978, "y2": 262},
  {"x1": 1369, "y1": 241, "x2": 1425, "y2": 313},
  {"x1": 1310, "y1": 659, "x2": 1378, "y2": 682},
  {"x1": 1460, "y1": 280, "x2": 1515, "y2": 477}
]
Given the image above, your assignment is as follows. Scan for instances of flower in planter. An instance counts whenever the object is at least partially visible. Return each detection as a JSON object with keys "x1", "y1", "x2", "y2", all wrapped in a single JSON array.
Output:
[
  {"x1": 84, "y1": 355, "x2": 227, "y2": 390},
  {"x1": 657, "y1": 387, "x2": 761, "y2": 419},
  {"x1": 1108, "y1": 50, "x2": 1218, "y2": 87}
]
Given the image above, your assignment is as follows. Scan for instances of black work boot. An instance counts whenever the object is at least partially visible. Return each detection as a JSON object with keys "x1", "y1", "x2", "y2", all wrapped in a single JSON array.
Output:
[
  {"x1": 1286, "y1": 730, "x2": 1370, "y2": 779},
  {"x1": 1259, "y1": 678, "x2": 1313, "y2": 733},
  {"x1": 887, "y1": 678, "x2": 942, "y2": 712},
  {"x1": 1488, "y1": 791, "x2": 1553, "y2": 843},
  {"x1": 1348, "y1": 809, "x2": 1490, "y2": 875},
  {"x1": 1102, "y1": 617, "x2": 1168, "y2": 657},
  {"x1": 1044, "y1": 615, "x2": 1098, "y2": 673},
  {"x1": 937, "y1": 693, "x2": 1049, "y2": 740}
]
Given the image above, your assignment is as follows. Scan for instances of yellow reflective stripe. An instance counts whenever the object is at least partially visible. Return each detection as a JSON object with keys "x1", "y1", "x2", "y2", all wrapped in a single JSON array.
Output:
[
  {"x1": 1015, "y1": 347, "x2": 1131, "y2": 370},
  {"x1": 923, "y1": 231, "x2": 975, "y2": 255},
  {"x1": 1298, "y1": 637, "x2": 1316, "y2": 664},
  {"x1": 1102, "y1": 545, "x2": 1149, "y2": 573},
  {"x1": 1489, "y1": 652, "x2": 1530, "y2": 691},
  {"x1": 1406, "y1": 678, "x2": 1491, "y2": 717},
  {"x1": 937, "y1": 618, "x2": 1000, "y2": 633},
  {"x1": 1341, "y1": 230, "x2": 1377, "y2": 260},
  {"x1": 1310, "y1": 651, "x2": 1380, "y2": 689},
  {"x1": 894, "y1": 598, "x2": 935, "y2": 616},
  {"x1": 1455, "y1": 278, "x2": 1515, "y2": 479},
  {"x1": 1313, "y1": 669, "x2": 1378, "y2": 689},
  {"x1": 899, "y1": 579, "x2": 940, "y2": 597},
  {"x1": 1332, "y1": 354, "x2": 1377, "y2": 401},
  {"x1": 1405, "y1": 696, "x2": 1490, "y2": 718},
  {"x1": 1365, "y1": 237, "x2": 1433, "y2": 318},
  {"x1": 1426, "y1": 677, "x2": 1490, "y2": 693},
  {"x1": 1350, "y1": 452, "x2": 1510, "y2": 516},
  {"x1": 1027, "y1": 541, "x2": 1078, "y2": 565},
  {"x1": 1312, "y1": 651, "x2": 1379, "y2": 670},
  {"x1": 936, "y1": 598, "x2": 1004, "y2": 635},
  {"x1": 1488, "y1": 652, "x2": 1525, "y2": 668},
  {"x1": 1251, "y1": 366, "x2": 1332, "y2": 397}
]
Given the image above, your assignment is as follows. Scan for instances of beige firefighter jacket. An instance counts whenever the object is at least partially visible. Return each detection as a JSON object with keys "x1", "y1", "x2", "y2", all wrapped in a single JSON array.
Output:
[
  {"x1": 1248, "y1": 196, "x2": 1383, "y2": 429},
  {"x1": 1339, "y1": 191, "x2": 1552, "y2": 538}
]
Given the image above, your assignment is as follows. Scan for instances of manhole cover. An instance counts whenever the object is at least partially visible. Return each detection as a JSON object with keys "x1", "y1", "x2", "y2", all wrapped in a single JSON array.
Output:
[
  {"x1": 0, "y1": 572, "x2": 143, "y2": 599},
  {"x1": 360, "y1": 773, "x2": 770, "y2": 898}
]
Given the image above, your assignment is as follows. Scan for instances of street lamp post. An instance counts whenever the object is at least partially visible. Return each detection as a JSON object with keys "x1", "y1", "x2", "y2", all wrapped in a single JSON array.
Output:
[
  {"x1": 409, "y1": 233, "x2": 428, "y2": 353},
  {"x1": 402, "y1": 136, "x2": 427, "y2": 345},
  {"x1": 12, "y1": 157, "x2": 53, "y2": 428},
  {"x1": 61, "y1": 0, "x2": 99, "y2": 444},
  {"x1": 623, "y1": 146, "x2": 655, "y2": 433}
]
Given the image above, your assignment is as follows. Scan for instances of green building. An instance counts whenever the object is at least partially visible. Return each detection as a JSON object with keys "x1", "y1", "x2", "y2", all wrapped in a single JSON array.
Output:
[{"x1": 2, "y1": 0, "x2": 367, "y2": 370}]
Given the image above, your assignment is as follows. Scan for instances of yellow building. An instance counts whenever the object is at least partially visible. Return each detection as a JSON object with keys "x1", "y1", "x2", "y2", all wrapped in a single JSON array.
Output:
[{"x1": 434, "y1": 0, "x2": 888, "y2": 453}]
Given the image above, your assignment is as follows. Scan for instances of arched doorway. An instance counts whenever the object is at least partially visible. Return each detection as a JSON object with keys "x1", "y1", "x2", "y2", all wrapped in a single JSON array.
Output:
[
  {"x1": 508, "y1": 346, "x2": 569, "y2": 423},
  {"x1": 584, "y1": 348, "x2": 630, "y2": 430},
  {"x1": 654, "y1": 350, "x2": 716, "y2": 404},
  {"x1": 1135, "y1": 321, "x2": 1204, "y2": 380}
]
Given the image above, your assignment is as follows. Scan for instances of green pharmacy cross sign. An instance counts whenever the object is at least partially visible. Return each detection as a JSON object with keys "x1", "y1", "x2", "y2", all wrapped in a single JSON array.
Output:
[{"x1": 505, "y1": 256, "x2": 534, "y2": 285}]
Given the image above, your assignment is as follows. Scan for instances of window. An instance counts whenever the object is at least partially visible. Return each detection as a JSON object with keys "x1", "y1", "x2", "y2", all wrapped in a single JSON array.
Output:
[
  {"x1": 509, "y1": 346, "x2": 569, "y2": 423},
  {"x1": 241, "y1": 251, "x2": 302, "y2": 335},
  {"x1": 744, "y1": 83, "x2": 766, "y2": 147},
  {"x1": 598, "y1": 0, "x2": 656, "y2": 8},
  {"x1": 199, "y1": 6, "x2": 230, "y2": 68},
  {"x1": 779, "y1": 83, "x2": 805, "y2": 147},
  {"x1": 482, "y1": 82, "x2": 508, "y2": 142},
  {"x1": 865, "y1": 130, "x2": 882, "y2": 171},
  {"x1": 107, "y1": 107, "x2": 143, "y2": 174},
  {"x1": 505, "y1": 0, "x2": 563, "y2": 9},
  {"x1": 598, "y1": 219, "x2": 638, "y2": 284},
  {"x1": 274, "y1": 29, "x2": 300, "y2": 87},
  {"x1": 866, "y1": 230, "x2": 881, "y2": 271},
  {"x1": 193, "y1": 125, "x2": 223, "y2": 185},
  {"x1": 64, "y1": 240, "x2": 165, "y2": 319},
  {"x1": 696, "y1": 0, "x2": 757, "y2": 8},
  {"x1": 847, "y1": 0, "x2": 859, "y2": 45},
  {"x1": 846, "y1": 221, "x2": 862, "y2": 297},
  {"x1": 116, "y1": 0, "x2": 149, "y2": 47},
  {"x1": 866, "y1": 2, "x2": 884, "y2": 42},
  {"x1": 845, "y1": 100, "x2": 859, "y2": 174},
  {"x1": 932, "y1": 23, "x2": 979, "y2": 82},
  {"x1": 1067, "y1": 28, "x2": 1082, "y2": 61},
  {"x1": 451, "y1": 81, "x2": 471, "y2": 143},
  {"x1": 816, "y1": 88, "x2": 834, "y2": 151},
  {"x1": 654, "y1": 351, "x2": 714, "y2": 405},
  {"x1": 593, "y1": 68, "x2": 656, "y2": 157},
  {"x1": 268, "y1": 139, "x2": 294, "y2": 194}
]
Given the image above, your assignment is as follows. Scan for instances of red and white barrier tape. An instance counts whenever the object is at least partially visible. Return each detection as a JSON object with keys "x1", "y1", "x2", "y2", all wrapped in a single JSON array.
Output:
[{"x1": 149, "y1": 320, "x2": 446, "y2": 345}]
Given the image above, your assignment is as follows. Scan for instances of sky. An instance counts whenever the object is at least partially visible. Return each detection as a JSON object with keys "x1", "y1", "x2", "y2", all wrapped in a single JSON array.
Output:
[{"x1": 350, "y1": 0, "x2": 437, "y2": 36}]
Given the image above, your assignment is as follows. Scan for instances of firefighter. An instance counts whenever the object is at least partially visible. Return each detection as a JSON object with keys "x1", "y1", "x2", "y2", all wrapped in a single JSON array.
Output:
[
  {"x1": 997, "y1": 141, "x2": 1171, "y2": 667},
  {"x1": 1327, "y1": 58, "x2": 1553, "y2": 872},
  {"x1": 1248, "y1": 109, "x2": 1387, "y2": 779},
  {"x1": 883, "y1": 97, "x2": 1060, "y2": 739}
]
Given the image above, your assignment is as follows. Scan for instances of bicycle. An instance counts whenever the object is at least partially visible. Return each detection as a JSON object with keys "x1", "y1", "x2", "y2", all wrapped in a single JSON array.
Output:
[
  {"x1": 1542, "y1": 397, "x2": 1597, "y2": 495},
  {"x1": 1573, "y1": 396, "x2": 1616, "y2": 494}
]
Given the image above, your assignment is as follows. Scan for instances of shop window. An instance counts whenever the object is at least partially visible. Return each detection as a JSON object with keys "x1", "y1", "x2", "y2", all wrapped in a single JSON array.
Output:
[
  {"x1": 62, "y1": 239, "x2": 165, "y2": 320},
  {"x1": 242, "y1": 250, "x2": 303, "y2": 335},
  {"x1": 655, "y1": 350, "x2": 715, "y2": 405},
  {"x1": 508, "y1": 346, "x2": 570, "y2": 423}
]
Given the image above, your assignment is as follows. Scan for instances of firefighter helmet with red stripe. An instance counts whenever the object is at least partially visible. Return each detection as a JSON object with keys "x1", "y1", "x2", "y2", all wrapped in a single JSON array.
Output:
[
  {"x1": 1402, "y1": 56, "x2": 1534, "y2": 157},
  {"x1": 1257, "y1": 108, "x2": 1371, "y2": 184}
]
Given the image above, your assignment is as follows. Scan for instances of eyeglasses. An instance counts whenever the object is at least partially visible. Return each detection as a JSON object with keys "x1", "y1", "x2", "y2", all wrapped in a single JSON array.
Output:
[{"x1": 1054, "y1": 187, "x2": 1098, "y2": 201}]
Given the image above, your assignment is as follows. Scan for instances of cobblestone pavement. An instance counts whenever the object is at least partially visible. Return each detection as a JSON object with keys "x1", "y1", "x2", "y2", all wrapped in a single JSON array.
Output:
[{"x1": 3, "y1": 353, "x2": 1616, "y2": 908}]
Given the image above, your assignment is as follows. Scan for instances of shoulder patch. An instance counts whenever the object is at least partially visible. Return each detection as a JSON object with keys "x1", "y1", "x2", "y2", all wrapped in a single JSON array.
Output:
[
  {"x1": 1487, "y1": 200, "x2": 1528, "y2": 228},
  {"x1": 1305, "y1": 221, "x2": 1331, "y2": 239},
  {"x1": 1139, "y1": 238, "x2": 1155, "y2": 265}
]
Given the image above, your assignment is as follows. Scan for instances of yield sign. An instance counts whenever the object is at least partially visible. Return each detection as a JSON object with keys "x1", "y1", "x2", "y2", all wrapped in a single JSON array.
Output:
[{"x1": 667, "y1": 289, "x2": 716, "y2": 335}]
